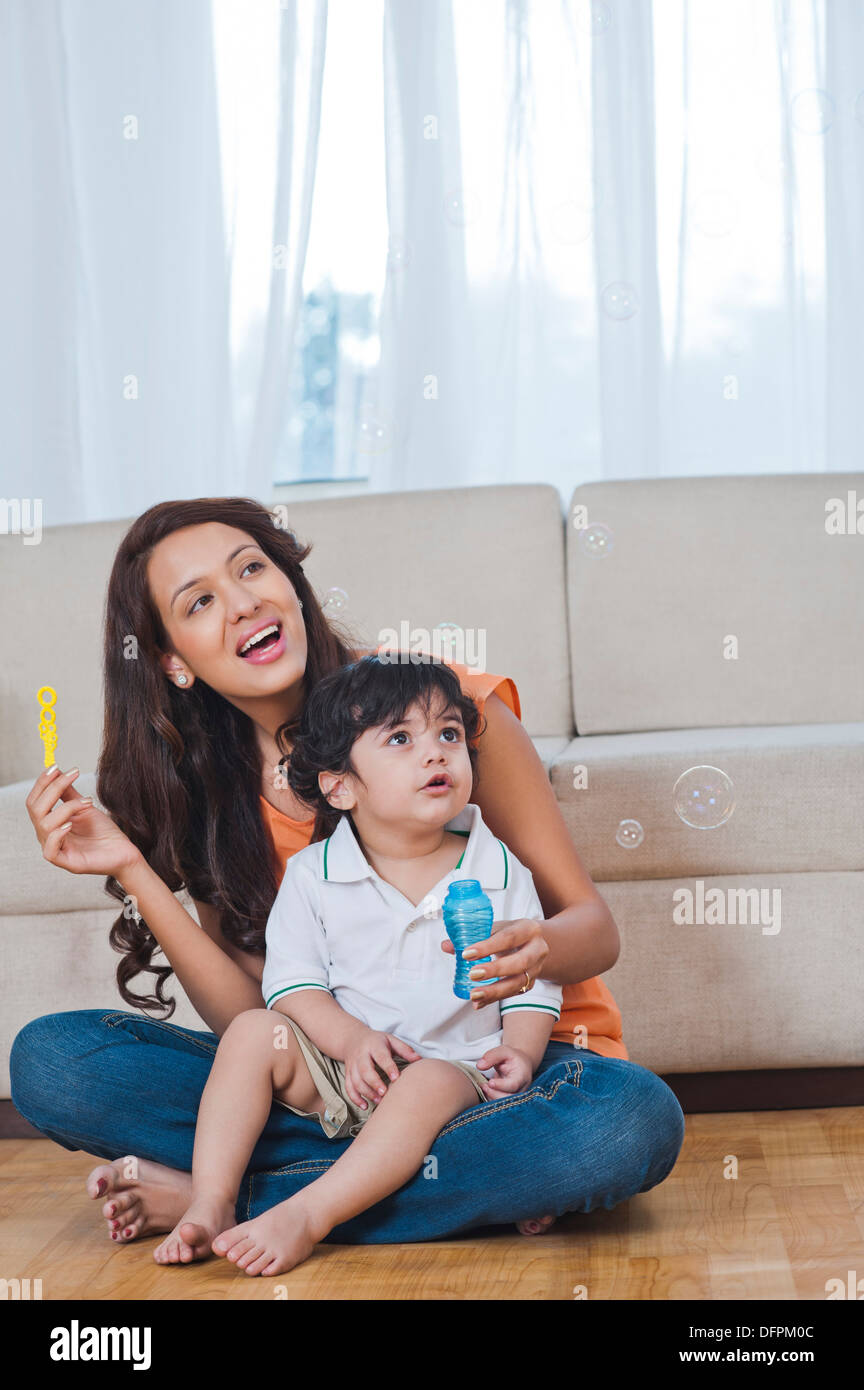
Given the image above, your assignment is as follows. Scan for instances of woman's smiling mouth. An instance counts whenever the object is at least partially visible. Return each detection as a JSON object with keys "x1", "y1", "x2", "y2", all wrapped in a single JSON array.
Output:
[{"x1": 236, "y1": 621, "x2": 286, "y2": 663}]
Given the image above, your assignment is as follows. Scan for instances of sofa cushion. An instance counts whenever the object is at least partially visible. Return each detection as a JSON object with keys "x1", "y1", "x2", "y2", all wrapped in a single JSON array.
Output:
[
  {"x1": 599, "y1": 870, "x2": 862, "y2": 1071},
  {"x1": 550, "y1": 722, "x2": 864, "y2": 880},
  {"x1": 567, "y1": 473, "x2": 864, "y2": 735}
]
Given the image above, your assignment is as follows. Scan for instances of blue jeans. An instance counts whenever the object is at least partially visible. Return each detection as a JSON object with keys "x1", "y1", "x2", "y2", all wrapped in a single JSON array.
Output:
[{"x1": 10, "y1": 1009, "x2": 685, "y2": 1244}]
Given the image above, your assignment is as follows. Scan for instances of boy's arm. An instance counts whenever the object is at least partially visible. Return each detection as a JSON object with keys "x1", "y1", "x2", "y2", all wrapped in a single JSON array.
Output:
[
  {"x1": 501, "y1": 1008, "x2": 557, "y2": 1074},
  {"x1": 262, "y1": 857, "x2": 379, "y2": 1061},
  {"x1": 271, "y1": 989, "x2": 370, "y2": 1062}
]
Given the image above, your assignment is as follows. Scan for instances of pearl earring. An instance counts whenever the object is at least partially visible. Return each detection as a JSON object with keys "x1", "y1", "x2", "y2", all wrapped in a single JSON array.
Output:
[{"x1": 176, "y1": 674, "x2": 188, "y2": 686}]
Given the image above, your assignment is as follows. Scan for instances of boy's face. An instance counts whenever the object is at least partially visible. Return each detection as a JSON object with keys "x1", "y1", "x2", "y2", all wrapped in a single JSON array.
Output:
[{"x1": 324, "y1": 694, "x2": 473, "y2": 826}]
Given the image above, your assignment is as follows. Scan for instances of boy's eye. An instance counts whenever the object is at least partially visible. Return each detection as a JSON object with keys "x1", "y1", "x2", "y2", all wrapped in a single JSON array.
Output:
[{"x1": 386, "y1": 726, "x2": 462, "y2": 745}]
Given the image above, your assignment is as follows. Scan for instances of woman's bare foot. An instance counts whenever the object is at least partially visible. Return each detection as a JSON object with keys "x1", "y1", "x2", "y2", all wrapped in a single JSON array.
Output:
[
  {"x1": 516, "y1": 1214, "x2": 557, "y2": 1236},
  {"x1": 86, "y1": 1156, "x2": 193, "y2": 1244},
  {"x1": 153, "y1": 1195, "x2": 237, "y2": 1265},
  {"x1": 211, "y1": 1195, "x2": 322, "y2": 1277}
]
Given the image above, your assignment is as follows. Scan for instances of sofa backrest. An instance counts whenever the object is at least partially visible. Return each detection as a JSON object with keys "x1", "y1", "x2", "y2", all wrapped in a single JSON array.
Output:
[
  {"x1": 0, "y1": 483, "x2": 573, "y2": 784},
  {"x1": 567, "y1": 473, "x2": 864, "y2": 734}
]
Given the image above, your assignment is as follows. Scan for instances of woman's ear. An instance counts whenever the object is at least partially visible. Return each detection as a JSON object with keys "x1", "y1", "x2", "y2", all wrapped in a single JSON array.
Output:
[{"x1": 158, "y1": 650, "x2": 193, "y2": 689}]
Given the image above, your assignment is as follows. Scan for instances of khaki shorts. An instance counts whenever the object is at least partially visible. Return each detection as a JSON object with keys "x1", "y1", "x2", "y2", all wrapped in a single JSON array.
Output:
[{"x1": 273, "y1": 1015, "x2": 490, "y2": 1140}]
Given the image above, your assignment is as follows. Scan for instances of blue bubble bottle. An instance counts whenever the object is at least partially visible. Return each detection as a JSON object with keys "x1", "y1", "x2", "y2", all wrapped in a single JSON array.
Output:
[{"x1": 443, "y1": 879, "x2": 500, "y2": 1000}]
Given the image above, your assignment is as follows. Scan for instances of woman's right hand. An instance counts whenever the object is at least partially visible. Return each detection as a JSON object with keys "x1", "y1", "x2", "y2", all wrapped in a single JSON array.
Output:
[{"x1": 25, "y1": 765, "x2": 143, "y2": 879}]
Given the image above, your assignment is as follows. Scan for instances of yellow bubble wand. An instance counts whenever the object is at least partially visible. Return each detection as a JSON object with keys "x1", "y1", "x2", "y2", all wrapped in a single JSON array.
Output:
[{"x1": 37, "y1": 686, "x2": 59, "y2": 768}]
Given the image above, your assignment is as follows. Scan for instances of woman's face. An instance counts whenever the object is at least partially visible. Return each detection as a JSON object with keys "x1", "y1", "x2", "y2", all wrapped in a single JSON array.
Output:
[{"x1": 146, "y1": 522, "x2": 307, "y2": 702}]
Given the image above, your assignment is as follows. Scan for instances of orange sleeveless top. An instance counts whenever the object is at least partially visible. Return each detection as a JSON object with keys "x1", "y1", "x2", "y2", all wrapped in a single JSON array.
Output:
[{"x1": 259, "y1": 648, "x2": 627, "y2": 1061}]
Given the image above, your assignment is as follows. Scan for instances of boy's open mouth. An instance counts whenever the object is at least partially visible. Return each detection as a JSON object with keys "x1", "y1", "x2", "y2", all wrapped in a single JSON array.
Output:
[
  {"x1": 422, "y1": 775, "x2": 452, "y2": 789},
  {"x1": 237, "y1": 622, "x2": 283, "y2": 658}
]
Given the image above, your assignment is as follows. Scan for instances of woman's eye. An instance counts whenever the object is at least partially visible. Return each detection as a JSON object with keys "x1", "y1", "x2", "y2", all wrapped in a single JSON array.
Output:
[
  {"x1": 189, "y1": 594, "x2": 211, "y2": 615},
  {"x1": 242, "y1": 560, "x2": 264, "y2": 576}
]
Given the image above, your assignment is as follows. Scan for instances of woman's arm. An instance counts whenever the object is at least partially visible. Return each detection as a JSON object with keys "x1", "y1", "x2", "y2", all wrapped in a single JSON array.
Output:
[
  {"x1": 120, "y1": 858, "x2": 264, "y2": 1036},
  {"x1": 465, "y1": 692, "x2": 620, "y2": 1001},
  {"x1": 28, "y1": 765, "x2": 265, "y2": 1036}
]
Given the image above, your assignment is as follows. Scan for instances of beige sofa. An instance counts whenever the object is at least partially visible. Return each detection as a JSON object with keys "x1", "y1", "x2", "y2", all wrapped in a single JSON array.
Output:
[{"x1": 2, "y1": 475, "x2": 862, "y2": 1102}]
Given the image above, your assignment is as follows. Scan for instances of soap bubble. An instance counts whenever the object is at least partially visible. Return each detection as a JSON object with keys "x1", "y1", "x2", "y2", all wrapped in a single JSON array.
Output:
[
  {"x1": 673, "y1": 766, "x2": 735, "y2": 829},
  {"x1": 578, "y1": 1, "x2": 612, "y2": 34},
  {"x1": 355, "y1": 405, "x2": 393, "y2": 454},
  {"x1": 434, "y1": 621, "x2": 462, "y2": 654},
  {"x1": 387, "y1": 235, "x2": 413, "y2": 271},
  {"x1": 443, "y1": 187, "x2": 481, "y2": 227},
  {"x1": 601, "y1": 281, "x2": 639, "y2": 320},
  {"x1": 790, "y1": 88, "x2": 834, "y2": 135},
  {"x1": 322, "y1": 587, "x2": 349, "y2": 613},
  {"x1": 616, "y1": 819, "x2": 644, "y2": 849},
  {"x1": 578, "y1": 523, "x2": 614, "y2": 558}
]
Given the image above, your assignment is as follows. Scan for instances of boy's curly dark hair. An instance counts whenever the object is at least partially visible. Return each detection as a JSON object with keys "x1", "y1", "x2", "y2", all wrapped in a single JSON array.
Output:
[{"x1": 285, "y1": 654, "x2": 485, "y2": 836}]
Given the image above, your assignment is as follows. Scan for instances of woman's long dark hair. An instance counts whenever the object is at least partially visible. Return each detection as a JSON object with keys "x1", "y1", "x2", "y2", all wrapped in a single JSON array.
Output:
[{"x1": 97, "y1": 497, "x2": 361, "y2": 1014}]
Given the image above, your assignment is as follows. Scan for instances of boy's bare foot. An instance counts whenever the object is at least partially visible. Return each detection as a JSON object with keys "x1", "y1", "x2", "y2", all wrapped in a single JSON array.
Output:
[
  {"x1": 212, "y1": 1195, "x2": 322, "y2": 1277},
  {"x1": 86, "y1": 1157, "x2": 193, "y2": 1244},
  {"x1": 516, "y1": 1213, "x2": 557, "y2": 1236},
  {"x1": 153, "y1": 1196, "x2": 237, "y2": 1265}
]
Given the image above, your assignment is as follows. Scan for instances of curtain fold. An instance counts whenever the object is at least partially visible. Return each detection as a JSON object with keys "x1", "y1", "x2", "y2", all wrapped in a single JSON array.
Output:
[
  {"x1": 591, "y1": 0, "x2": 663, "y2": 479},
  {"x1": 824, "y1": 0, "x2": 863, "y2": 472},
  {"x1": 0, "y1": 0, "x2": 235, "y2": 524},
  {"x1": 366, "y1": 0, "x2": 477, "y2": 491},
  {"x1": 242, "y1": 0, "x2": 329, "y2": 502}
]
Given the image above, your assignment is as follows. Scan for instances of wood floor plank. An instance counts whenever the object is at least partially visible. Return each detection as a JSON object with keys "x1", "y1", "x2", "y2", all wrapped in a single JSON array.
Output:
[{"x1": 1, "y1": 1108, "x2": 861, "y2": 1301}]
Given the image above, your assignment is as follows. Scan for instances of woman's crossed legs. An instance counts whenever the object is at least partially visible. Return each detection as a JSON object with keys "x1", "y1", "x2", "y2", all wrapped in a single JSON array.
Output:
[{"x1": 10, "y1": 1009, "x2": 685, "y2": 1252}]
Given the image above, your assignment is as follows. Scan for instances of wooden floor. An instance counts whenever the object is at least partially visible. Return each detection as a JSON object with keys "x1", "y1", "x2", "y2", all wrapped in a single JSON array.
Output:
[{"x1": 2, "y1": 1107, "x2": 862, "y2": 1300}]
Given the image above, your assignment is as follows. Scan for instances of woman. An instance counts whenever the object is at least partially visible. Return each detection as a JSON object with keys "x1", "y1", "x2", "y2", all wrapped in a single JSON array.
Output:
[{"x1": 11, "y1": 497, "x2": 684, "y2": 1248}]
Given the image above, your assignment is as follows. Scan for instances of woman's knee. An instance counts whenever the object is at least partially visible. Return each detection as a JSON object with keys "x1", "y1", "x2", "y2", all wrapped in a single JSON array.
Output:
[
  {"x1": 10, "y1": 1012, "x2": 94, "y2": 1122},
  {"x1": 616, "y1": 1063, "x2": 686, "y2": 1189}
]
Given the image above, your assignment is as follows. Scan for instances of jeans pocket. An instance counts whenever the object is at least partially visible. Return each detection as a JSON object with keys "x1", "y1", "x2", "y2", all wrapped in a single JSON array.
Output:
[{"x1": 436, "y1": 1056, "x2": 584, "y2": 1139}]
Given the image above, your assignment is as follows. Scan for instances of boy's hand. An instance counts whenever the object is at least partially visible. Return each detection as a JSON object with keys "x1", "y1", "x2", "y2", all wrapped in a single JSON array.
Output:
[
  {"x1": 343, "y1": 1030, "x2": 421, "y2": 1111},
  {"x1": 475, "y1": 1045, "x2": 535, "y2": 1100}
]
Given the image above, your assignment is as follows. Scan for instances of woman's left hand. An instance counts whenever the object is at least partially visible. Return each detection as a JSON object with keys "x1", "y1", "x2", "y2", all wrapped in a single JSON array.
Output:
[{"x1": 440, "y1": 918, "x2": 550, "y2": 1006}]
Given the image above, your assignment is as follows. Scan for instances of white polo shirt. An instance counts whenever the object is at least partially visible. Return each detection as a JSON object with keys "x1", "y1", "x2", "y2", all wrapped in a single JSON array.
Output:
[{"x1": 262, "y1": 801, "x2": 563, "y2": 1070}]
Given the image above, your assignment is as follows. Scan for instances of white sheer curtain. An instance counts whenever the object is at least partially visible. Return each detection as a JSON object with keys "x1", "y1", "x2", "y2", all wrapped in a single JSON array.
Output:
[
  {"x1": 219, "y1": 0, "x2": 329, "y2": 501},
  {"x1": 2, "y1": 1, "x2": 856, "y2": 526},
  {"x1": 0, "y1": 0, "x2": 236, "y2": 525},
  {"x1": 0, "y1": 0, "x2": 328, "y2": 525},
  {"x1": 368, "y1": 0, "x2": 848, "y2": 498}
]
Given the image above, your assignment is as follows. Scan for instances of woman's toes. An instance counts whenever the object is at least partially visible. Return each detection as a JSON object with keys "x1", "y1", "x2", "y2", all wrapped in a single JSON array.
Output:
[
  {"x1": 88, "y1": 1164, "x2": 118, "y2": 1200},
  {"x1": 516, "y1": 1213, "x2": 557, "y2": 1236},
  {"x1": 102, "y1": 1192, "x2": 139, "y2": 1224}
]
